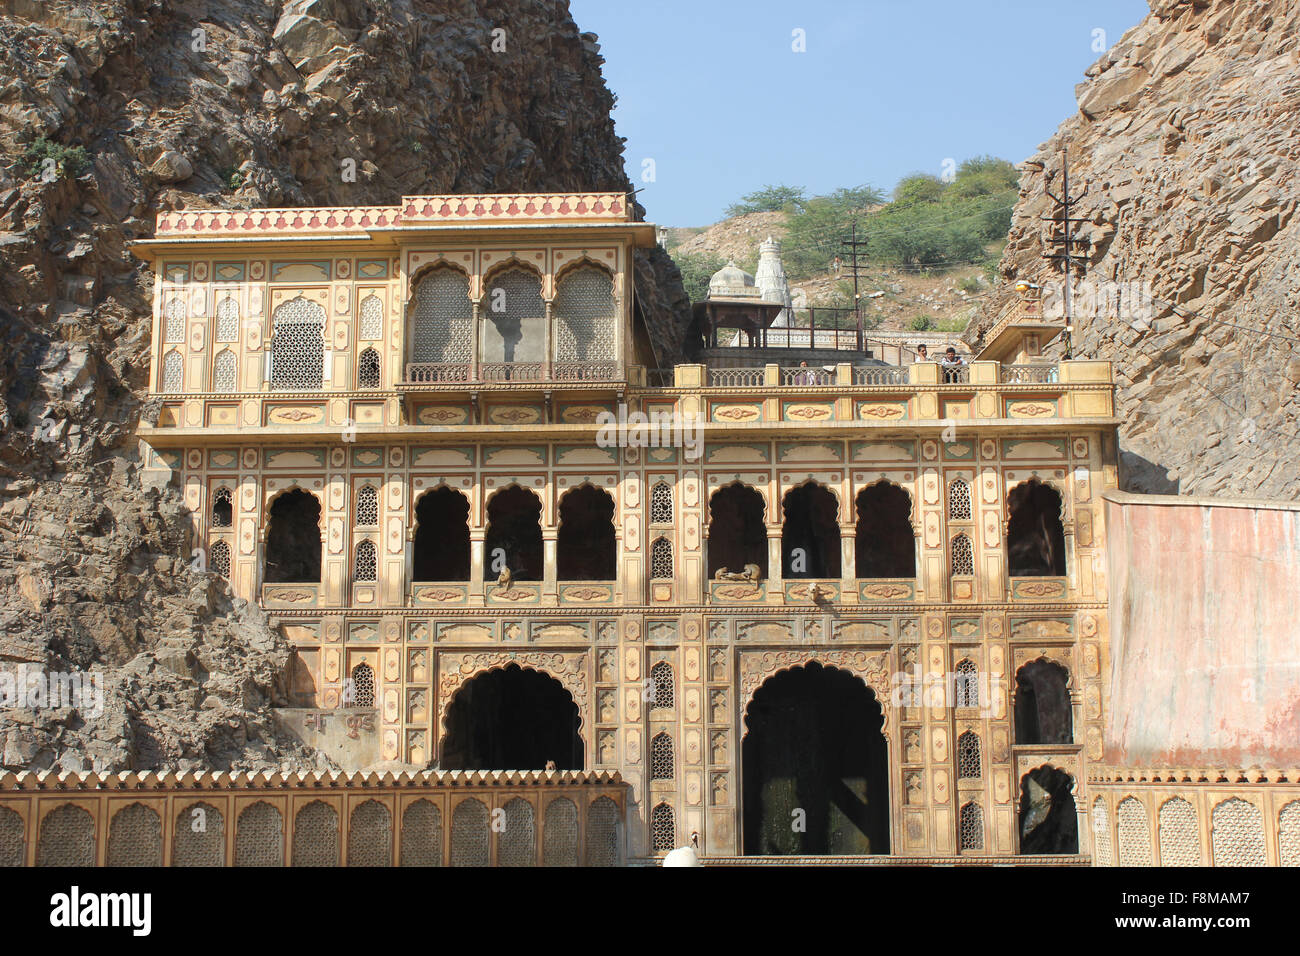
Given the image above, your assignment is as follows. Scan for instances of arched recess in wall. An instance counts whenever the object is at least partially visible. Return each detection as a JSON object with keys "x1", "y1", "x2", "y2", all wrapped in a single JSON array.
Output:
[
  {"x1": 1007, "y1": 478, "x2": 1066, "y2": 576},
  {"x1": 553, "y1": 261, "x2": 617, "y2": 369},
  {"x1": 484, "y1": 485, "x2": 543, "y2": 581},
  {"x1": 413, "y1": 486, "x2": 471, "y2": 581},
  {"x1": 441, "y1": 664, "x2": 583, "y2": 771},
  {"x1": 781, "y1": 481, "x2": 840, "y2": 578},
  {"x1": 854, "y1": 480, "x2": 915, "y2": 578},
  {"x1": 557, "y1": 484, "x2": 617, "y2": 580},
  {"x1": 707, "y1": 483, "x2": 768, "y2": 579},
  {"x1": 480, "y1": 263, "x2": 544, "y2": 366},
  {"x1": 264, "y1": 488, "x2": 322, "y2": 583},
  {"x1": 1014, "y1": 658, "x2": 1073, "y2": 745},
  {"x1": 409, "y1": 264, "x2": 473, "y2": 366},
  {"x1": 269, "y1": 296, "x2": 325, "y2": 389},
  {"x1": 1018, "y1": 765, "x2": 1078, "y2": 854}
]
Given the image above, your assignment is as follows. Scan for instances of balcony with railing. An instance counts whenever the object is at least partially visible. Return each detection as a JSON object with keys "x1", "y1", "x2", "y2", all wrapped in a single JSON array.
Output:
[{"x1": 401, "y1": 361, "x2": 623, "y2": 388}]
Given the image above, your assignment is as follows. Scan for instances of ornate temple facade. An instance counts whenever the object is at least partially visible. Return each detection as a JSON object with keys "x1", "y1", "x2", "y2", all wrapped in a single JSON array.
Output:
[{"x1": 116, "y1": 192, "x2": 1126, "y2": 863}]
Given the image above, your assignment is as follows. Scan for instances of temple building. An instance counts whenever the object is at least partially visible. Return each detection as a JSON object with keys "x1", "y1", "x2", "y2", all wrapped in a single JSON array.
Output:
[{"x1": 3, "y1": 192, "x2": 1295, "y2": 867}]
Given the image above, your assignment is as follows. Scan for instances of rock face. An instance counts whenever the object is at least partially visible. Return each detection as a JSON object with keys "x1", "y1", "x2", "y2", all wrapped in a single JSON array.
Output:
[
  {"x1": 988, "y1": 0, "x2": 1300, "y2": 498},
  {"x1": 0, "y1": 0, "x2": 688, "y2": 772}
]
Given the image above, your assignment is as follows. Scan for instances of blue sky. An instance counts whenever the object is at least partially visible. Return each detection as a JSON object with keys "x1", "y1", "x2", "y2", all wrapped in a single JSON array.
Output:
[{"x1": 568, "y1": 0, "x2": 1149, "y2": 226}]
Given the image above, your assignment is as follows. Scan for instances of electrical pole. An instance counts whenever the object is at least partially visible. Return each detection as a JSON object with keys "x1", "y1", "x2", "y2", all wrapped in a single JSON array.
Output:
[
  {"x1": 1042, "y1": 146, "x2": 1090, "y2": 359},
  {"x1": 840, "y1": 224, "x2": 872, "y2": 352}
]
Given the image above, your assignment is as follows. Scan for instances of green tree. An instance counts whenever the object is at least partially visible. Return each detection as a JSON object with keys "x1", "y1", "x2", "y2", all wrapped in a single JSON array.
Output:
[
  {"x1": 726, "y1": 184, "x2": 808, "y2": 217},
  {"x1": 892, "y1": 173, "x2": 944, "y2": 206},
  {"x1": 671, "y1": 250, "x2": 727, "y2": 304}
]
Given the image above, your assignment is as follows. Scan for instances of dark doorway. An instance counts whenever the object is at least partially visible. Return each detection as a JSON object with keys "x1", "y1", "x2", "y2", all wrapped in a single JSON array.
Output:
[
  {"x1": 485, "y1": 486, "x2": 544, "y2": 581},
  {"x1": 1014, "y1": 659, "x2": 1073, "y2": 744},
  {"x1": 1018, "y1": 765, "x2": 1078, "y2": 854},
  {"x1": 708, "y1": 484, "x2": 768, "y2": 578},
  {"x1": 1007, "y1": 479, "x2": 1066, "y2": 576},
  {"x1": 264, "y1": 489, "x2": 321, "y2": 583},
  {"x1": 781, "y1": 483, "x2": 840, "y2": 578},
  {"x1": 855, "y1": 482, "x2": 915, "y2": 578},
  {"x1": 557, "y1": 485, "x2": 616, "y2": 580},
  {"x1": 440, "y1": 665, "x2": 583, "y2": 770},
  {"x1": 742, "y1": 662, "x2": 889, "y2": 855},
  {"x1": 413, "y1": 488, "x2": 470, "y2": 581}
]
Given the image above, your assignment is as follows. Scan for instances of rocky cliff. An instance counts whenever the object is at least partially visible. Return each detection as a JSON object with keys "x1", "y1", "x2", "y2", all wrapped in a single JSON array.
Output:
[
  {"x1": 988, "y1": 0, "x2": 1300, "y2": 497},
  {"x1": 0, "y1": 0, "x2": 688, "y2": 772}
]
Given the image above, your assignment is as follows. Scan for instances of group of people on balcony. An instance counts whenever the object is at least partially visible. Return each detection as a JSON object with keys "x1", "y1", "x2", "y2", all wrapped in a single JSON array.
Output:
[{"x1": 914, "y1": 344, "x2": 967, "y2": 382}]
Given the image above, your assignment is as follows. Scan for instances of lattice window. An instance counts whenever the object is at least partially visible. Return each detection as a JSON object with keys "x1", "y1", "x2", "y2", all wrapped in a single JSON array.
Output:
[
  {"x1": 211, "y1": 486, "x2": 233, "y2": 528},
  {"x1": 0, "y1": 806, "x2": 24, "y2": 867},
  {"x1": 650, "y1": 803, "x2": 675, "y2": 853},
  {"x1": 36, "y1": 804, "x2": 95, "y2": 867},
  {"x1": 585, "y1": 796, "x2": 620, "y2": 867},
  {"x1": 234, "y1": 801, "x2": 283, "y2": 867},
  {"x1": 163, "y1": 295, "x2": 186, "y2": 343},
  {"x1": 161, "y1": 349, "x2": 183, "y2": 392},
  {"x1": 106, "y1": 803, "x2": 163, "y2": 867},
  {"x1": 209, "y1": 540, "x2": 231, "y2": 578},
  {"x1": 650, "y1": 732, "x2": 674, "y2": 780},
  {"x1": 498, "y1": 797, "x2": 536, "y2": 867},
  {"x1": 350, "y1": 663, "x2": 375, "y2": 708},
  {"x1": 358, "y1": 294, "x2": 383, "y2": 340},
  {"x1": 173, "y1": 802, "x2": 224, "y2": 866},
  {"x1": 1117, "y1": 797, "x2": 1152, "y2": 866},
  {"x1": 347, "y1": 800, "x2": 392, "y2": 867},
  {"x1": 1279, "y1": 801, "x2": 1300, "y2": 867},
  {"x1": 956, "y1": 731, "x2": 981, "y2": 779},
  {"x1": 355, "y1": 484, "x2": 379, "y2": 526},
  {"x1": 1092, "y1": 797, "x2": 1113, "y2": 866},
  {"x1": 650, "y1": 481, "x2": 673, "y2": 524},
  {"x1": 543, "y1": 798, "x2": 578, "y2": 867},
  {"x1": 353, "y1": 540, "x2": 377, "y2": 582},
  {"x1": 400, "y1": 799, "x2": 441, "y2": 867},
  {"x1": 955, "y1": 658, "x2": 980, "y2": 708},
  {"x1": 292, "y1": 800, "x2": 338, "y2": 867},
  {"x1": 212, "y1": 349, "x2": 237, "y2": 392},
  {"x1": 1211, "y1": 798, "x2": 1266, "y2": 866},
  {"x1": 1158, "y1": 797, "x2": 1201, "y2": 866},
  {"x1": 450, "y1": 798, "x2": 490, "y2": 867},
  {"x1": 650, "y1": 537, "x2": 673, "y2": 580},
  {"x1": 215, "y1": 296, "x2": 239, "y2": 342},
  {"x1": 554, "y1": 264, "x2": 617, "y2": 363},
  {"x1": 270, "y1": 297, "x2": 325, "y2": 389},
  {"x1": 951, "y1": 534, "x2": 974, "y2": 575},
  {"x1": 959, "y1": 802, "x2": 984, "y2": 850},
  {"x1": 357, "y1": 347, "x2": 380, "y2": 388},
  {"x1": 650, "y1": 661, "x2": 675, "y2": 710},
  {"x1": 948, "y1": 478, "x2": 972, "y2": 520},
  {"x1": 411, "y1": 267, "x2": 473, "y2": 363}
]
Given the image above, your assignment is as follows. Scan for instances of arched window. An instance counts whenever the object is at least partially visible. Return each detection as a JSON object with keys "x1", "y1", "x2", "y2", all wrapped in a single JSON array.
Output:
[
  {"x1": 215, "y1": 295, "x2": 239, "y2": 342},
  {"x1": 348, "y1": 800, "x2": 392, "y2": 867},
  {"x1": 414, "y1": 487, "x2": 471, "y2": 581},
  {"x1": 781, "y1": 483, "x2": 840, "y2": 578},
  {"x1": 270, "y1": 297, "x2": 325, "y2": 389},
  {"x1": 649, "y1": 481, "x2": 673, "y2": 524},
  {"x1": 854, "y1": 481, "x2": 915, "y2": 578},
  {"x1": 1211, "y1": 798, "x2": 1266, "y2": 867},
  {"x1": 355, "y1": 484, "x2": 379, "y2": 526},
  {"x1": 1158, "y1": 797, "x2": 1201, "y2": 866},
  {"x1": 948, "y1": 477, "x2": 972, "y2": 520},
  {"x1": 411, "y1": 267, "x2": 472, "y2": 364},
  {"x1": 650, "y1": 537, "x2": 673, "y2": 580},
  {"x1": 358, "y1": 294, "x2": 383, "y2": 341},
  {"x1": 173, "y1": 801, "x2": 225, "y2": 866},
  {"x1": 485, "y1": 486, "x2": 543, "y2": 581},
  {"x1": 1014, "y1": 659, "x2": 1072, "y2": 744},
  {"x1": 1279, "y1": 801, "x2": 1300, "y2": 867},
  {"x1": 163, "y1": 295, "x2": 186, "y2": 343},
  {"x1": 955, "y1": 658, "x2": 980, "y2": 708},
  {"x1": 956, "y1": 731, "x2": 981, "y2": 779},
  {"x1": 1117, "y1": 797, "x2": 1152, "y2": 866},
  {"x1": 212, "y1": 349, "x2": 237, "y2": 392},
  {"x1": 650, "y1": 803, "x2": 675, "y2": 853},
  {"x1": 350, "y1": 662, "x2": 375, "y2": 708},
  {"x1": 354, "y1": 539, "x2": 377, "y2": 582},
  {"x1": 400, "y1": 799, "x2": 442, "y2": 867},
  {"x1": 357, "y1": 347, "x2": 381, "y2": 388},
  {"x1": 209, "y1": 540, "x2": 230, "y2": 578},
  {"x1": 234, "y1": 801, "x2": 283, "y2": 867},
  {"x1": 649, "y1": 661, "x2": 674, "y2": 710},
  {"x1": 1007, "y1": 478, "x2": 1067, "y2": 576},
  {"x1": 557, "y1": 485, "x2": 616, "y2": 580},
  {"x1": 708, "y1": 483, "x2": 767, "y2": 578},
  {"x1": 162, "y1": 350, "x2": 183, "y2": 392},
  {"x1": 950, "y1": 533, "x2": 974, "y2": 575},
  {"x1": 211, "y1": 487, "x2": 233, "y2": 528},
  {"x1": 553, "y1": 264, "x2": 617, "y2": 365},
  {"x1": 959, "y1": 802, "x2": 984, "y2": 851},
  {"x1": 650, "y1": 733, "x2": 674, "y2": 780},
  {"x1": 481, "y1": 266, "x2": 544, "y2": 366},
  {"x1": 1092, "y1": 797, "x2": 1113, "y2": 866},
  {"x1": 107, "y1": 802, "x2": 163, "y2": 867},
  {"x1": 291, "y1": 800, "x2": 339, "y2": 867},
  {"x1": 264, "y1": 489, "x2": 322, "y2": 583}
]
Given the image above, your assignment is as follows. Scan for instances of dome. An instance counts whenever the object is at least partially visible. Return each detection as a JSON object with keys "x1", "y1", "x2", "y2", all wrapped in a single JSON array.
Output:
[{"x1": 707, "y1": 260, "x2": 759, "y2": 299}]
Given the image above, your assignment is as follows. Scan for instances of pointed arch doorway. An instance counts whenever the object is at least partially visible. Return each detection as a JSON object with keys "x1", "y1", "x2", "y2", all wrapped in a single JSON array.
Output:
[
  {"x1": 742, "y1": 661, "x2": 890, "y2": 855},
  {"x1": 440, "y1": 664, "x2": 583, "y2": 770}
]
